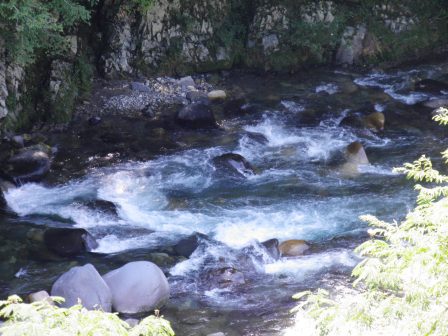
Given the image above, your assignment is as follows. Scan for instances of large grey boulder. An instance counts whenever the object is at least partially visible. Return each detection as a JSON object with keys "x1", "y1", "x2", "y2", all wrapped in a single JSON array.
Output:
[
  {"x1": 103, "y1": 261, "x2": 170, "y2": 314},
  {"x1": 176, "y1": 103, "x2": 216, "y2": 128},
  {"x1": 51, "y1": 264, "x2": 112, "y2": 311},
  {"x1": 44, "y1": 228, "x2": 98, "y2": 257},
  {"x1": 6, "y1": 144, "x2": 51, "y2": 183}
]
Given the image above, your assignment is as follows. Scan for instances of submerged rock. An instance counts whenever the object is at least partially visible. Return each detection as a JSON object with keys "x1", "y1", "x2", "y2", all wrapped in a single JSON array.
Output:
[
  {"x1": 205, "y1": 266, "x2": 246, "y2": 289},
  {"x1": 103, "y1": 261, "x2": 170, "y2": 314},
  {"x1": 173, "y1": 232, "x2": 207, "y2": 258},
  {"x1": 6, "y1": 145, "x2": 51, "y2": 183},
  {"x1": 339, "y1": 115, "x2": 365, "y2": 129},
  {"x1": 279, "y1": 240, "x2": 310, "y2": 257},
  {"x1": 364, "y1": 112, "x2": 385, "y2": 132},
  {"x1": 340, "y1": 112, "x2": 385, "y2": 132},
  {"x1": 222, "y1": 98, "x2": 249, "y2": 116},
  {"x1": 346, "y1": 141, "x2": 369, "y2": 165},
  {"x1": 176, "y1": 103, "x2": 216, "y2": 128},
  {"x1": 246, "y1": 132, "x2": 269, "y2": 144},
  {"x1": 88, "y1": 116, "x2": 102, "y2": 126},
  {"x1": 261, "y1": 238, "x2": 280, "y2": 260},
  {"x1": 51, "y1": 264, "x2": 112, "y2": 311},
  {"x1": 414, "y1": 79, "x2": 448, "y2": 94},
  {"x1": 44, "y1": 228, "x2": 98, "y2": 257},
  {"x1": 338, "y1": 141, "x2": 369, "y2": 177},
  {"x1": 212, "y1": 153, "x2": 256, "y2": 177}
]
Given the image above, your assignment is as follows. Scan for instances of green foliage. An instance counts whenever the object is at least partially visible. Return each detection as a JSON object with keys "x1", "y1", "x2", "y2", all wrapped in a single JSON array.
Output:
[
  {"x1": 130, "y1": 0, "x2": 155, "y2": 12},
  {"x1": 0, "y1": 295, "x2": 175, "y2": 336},
  {"x1": 0, "y1": 0, "x2": 96, "y2": 66},
  {"x1": 288, "y1": 18, "x2": 344, "y2": 64},
  {"x1": 288, "y1": 107, "x2": 448, "y2": 335}
]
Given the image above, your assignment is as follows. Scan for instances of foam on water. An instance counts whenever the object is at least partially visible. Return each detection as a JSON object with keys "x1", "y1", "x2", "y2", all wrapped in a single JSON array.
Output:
[
  {"x1": 280, "y1": 100, "x2": 305, "y2": 113},
  {"x1": 354, "y1": 69, "x2": 435, "y2": 105},
  {"x1": 384, "y1": 88, "x2": 428, "y2": 105},
  {"x1": 242, "y1": 114, "x2": 358, "y2": 162},
  {"x1": 244, "y1": 115, "x2": 303, "y2": 147},
  {"x1": 264, "y1": 249, "x2": 358, "y2": 277},
  {"x1": 5, "y1": 181, "x2": 96, "y2": 216},
  {"x1": 358, "y1": 164, "x2": 399, "y2": 175},
  {"x1": 315, "y1": 83, "x2": 339, "y2": 95}
]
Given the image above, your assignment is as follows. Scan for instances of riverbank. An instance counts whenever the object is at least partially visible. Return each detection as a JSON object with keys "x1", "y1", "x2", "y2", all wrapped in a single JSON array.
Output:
[{"x1": 1, "y1": 0, "x2": 448, "y2": 135}]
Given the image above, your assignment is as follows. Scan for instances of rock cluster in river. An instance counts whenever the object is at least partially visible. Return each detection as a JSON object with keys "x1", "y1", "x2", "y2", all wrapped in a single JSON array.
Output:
[{"x1": 50, "y1": 261, "x2": 169, "y2": 314}]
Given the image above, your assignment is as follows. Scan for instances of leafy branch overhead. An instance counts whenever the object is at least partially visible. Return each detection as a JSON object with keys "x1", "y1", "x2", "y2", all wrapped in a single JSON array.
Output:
[{"x1": 0, "y1": 0, "x2": 97, "y2": 65}]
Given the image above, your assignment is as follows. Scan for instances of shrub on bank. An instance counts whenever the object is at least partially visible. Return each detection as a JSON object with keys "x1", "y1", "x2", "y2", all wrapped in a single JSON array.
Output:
[
  {"x1": 288, "y1": 108, "x2": 448, "y2": 335},
  {"x1": 0, "y1": 295, "x2": 175, "y2": 336}
]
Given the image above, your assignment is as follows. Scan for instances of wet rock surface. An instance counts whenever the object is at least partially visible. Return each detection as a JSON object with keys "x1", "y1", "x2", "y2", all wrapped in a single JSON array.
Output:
[
  {"x1": 103, "y1": 261, "x2": 170, "y2": 314},
  {"x1": 176, "y1": 103, "x2": 217, "y2": 128},
  {"x1": 51, "y1": 264, "x2": 112, "y2": 311},
  {"x1": 212, "y1": 153, "x2": 256, "y2": 177},
  {"x1": 3, "y1": 145, "x2": 52, "y2": 184},
  {"x1": 43, "y1": 228, "x2": 98, "y2": 257}
]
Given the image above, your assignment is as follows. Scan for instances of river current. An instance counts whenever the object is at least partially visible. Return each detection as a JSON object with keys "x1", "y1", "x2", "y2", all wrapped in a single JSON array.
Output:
[{"x1": 1, "y1": 61, "x2": 448, "y2": 335}]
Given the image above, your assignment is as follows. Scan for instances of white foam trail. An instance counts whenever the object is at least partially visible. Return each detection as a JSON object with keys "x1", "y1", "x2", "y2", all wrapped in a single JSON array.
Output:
[
  {"x1": 315, "y1": 83, "x2": 339, "y2": 95},
  {"x1": 280, "y1": 100, "x2": 305, "y2": 113},
  {"x1": 94, "y1": 234, "x2": 158, "y2": 253},
  {"x1": 384, "y1": 88, "x2": 428, "y2": 105},
  {"x1": 358, "y1": 164, "x2": 399, "y2": 175},
  {"x1": 4, "y1": 181, "x2": 96, "y2": 216},
  {"x1": 354, "y1": 70, "x2": 432, "y2": 105},
  {"x1": 170, "y1": 243, "x2": 235, "y2": 276},
  {"x1": 264, "y1": 249, "x2": 358, "y2": 277},
  {"x1": 242, "y1": 114, "x2": 358, "y2": 162},
  {"x1": 213, "y1": 209, "x2": 307, "y2": 248},
  {"x1": 244, "y1": 117, "x2": 302, "y2": 147},
  {"x1": 374, "y1": 103, "x2": 386, "y2": 112}
]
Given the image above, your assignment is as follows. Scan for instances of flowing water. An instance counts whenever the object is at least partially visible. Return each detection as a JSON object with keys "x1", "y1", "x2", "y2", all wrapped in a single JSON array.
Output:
[{"x1": 1, "y1": 62, "x2": 448, "y2": 335}]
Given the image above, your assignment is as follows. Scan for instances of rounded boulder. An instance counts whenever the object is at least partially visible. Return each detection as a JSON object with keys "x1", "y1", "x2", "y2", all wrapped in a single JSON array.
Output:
[
  {"x1": 208, "y1": 90, "x2": 227, "y2": 101},
  {"x1": 279, "y1": 240, "x2": 310, "y2": 257},
  {"x1": 6, "y1": 145, "x2": 51, "y2": 183},
  {"x1": 363, "y1": 112, "x2": 385, "y2": 132},
  {"x1": 51, "y1": 264, "x2": 112, "y2": 311},
  {"x1": 176, "y1": 103, "x2": 216, "y2": 128},
  {"x1": 103, "y1": 261, "x2": 170, "y2": 314},
  {"x1": 44, "y1": 228, "x2": 98, "y2": 257},
  {"x1": 346, "y1": 141, "x2": 369, "y2": 165}
]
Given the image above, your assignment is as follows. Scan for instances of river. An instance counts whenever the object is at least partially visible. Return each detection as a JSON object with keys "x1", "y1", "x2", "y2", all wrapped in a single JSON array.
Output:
[{"x1": 1, "y1": 61, "x2": 448, "y2": 335}]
